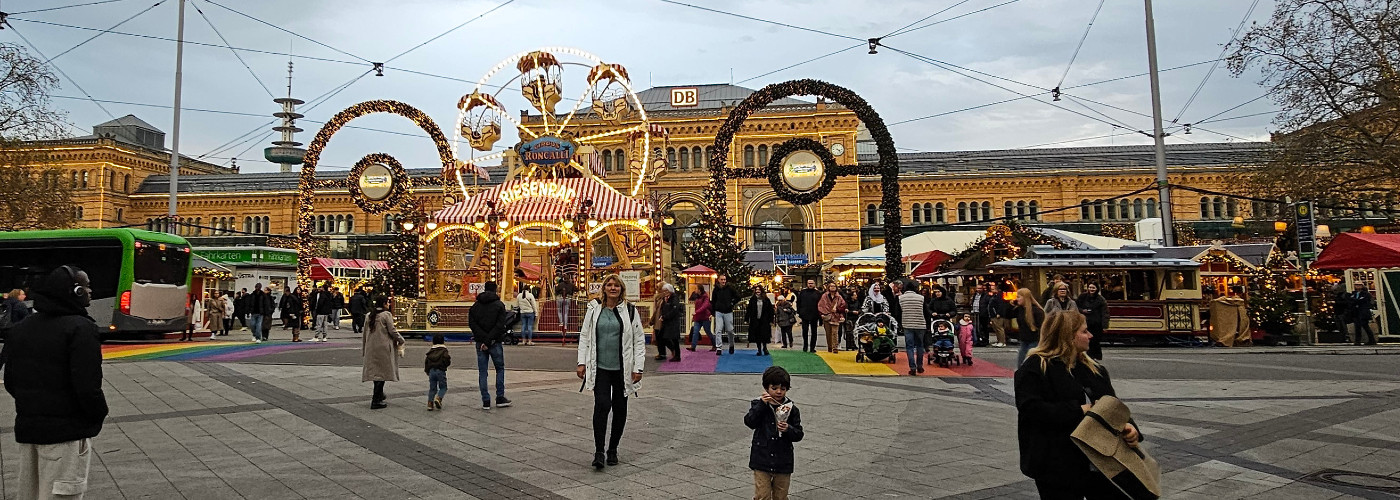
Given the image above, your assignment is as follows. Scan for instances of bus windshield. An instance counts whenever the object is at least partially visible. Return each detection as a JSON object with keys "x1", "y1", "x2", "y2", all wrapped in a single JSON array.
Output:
[{"x1": 134, "y1": 242, "x2": 190, "y2": 286}]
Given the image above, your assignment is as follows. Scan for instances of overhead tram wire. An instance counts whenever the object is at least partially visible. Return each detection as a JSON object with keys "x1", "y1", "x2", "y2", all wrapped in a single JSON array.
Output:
[
  {"x1": 11, "y1": 0, "x2": 126, "y2": 15},
  {"x1": 1196, "y1": 110, "x2": 1277, "y2": 125},
  {"x1": 188, "y1": 0, "x2": 274, "y2": 98},
  {"x1": 884, "y1": 0, "x2": 1022, "y2": 39},
  {"x1": 1051, "y1": 0, "x2": 1106, "y2": 100},
  {"x1": 5, "y1": 23, "x2": 139, "y2": 140},
  {"x1": 201, "y1": 0, "x2": 370, "y2": 63},
  {"x1": 7, "y1": 17, "x2": 367, "y2": 67},
  {"x1": 1170, "y1": 0, "x2": 1260, "y2": 124},
  {"x1": 655, "y1": 0, "x2": 864, "y2": 42},
  {"x1": 1188, "y1": 93, "x2": 1270, "y2": 127},
  {"x1": 383, "y1": 0, "x2": 515, "y2": 64},
  {"x1": 42, "y1": 0, "x2": 165, "y2": 63},
  {"x1": 217, "y1": 69, "x2": 373, "y2": 165},
  {"x1": 197, "y1": 69, "x2": 371, "y2": 161},
  {"x1": 696, "y1": 42, "x2": 865, "y2": 100},
  {"x1": 879, "y1": 0, "x2": 974, "y2": 39},
  {"x1": 51, "y1": 95, "x2": 436, "y2": 140}
]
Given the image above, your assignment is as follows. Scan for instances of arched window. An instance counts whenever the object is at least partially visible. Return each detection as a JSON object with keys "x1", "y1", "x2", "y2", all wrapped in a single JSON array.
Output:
[
  {"x1": 1132, "y1": 198, "x2": 1144, "y2": 219},
  {"x1": 911, "y1": 205, "x2": 921, "y2": 223},
  {"x1": 123, "y1": 174, "x2": 130, "y2": 192},
  {"x1": 1016, "y1": 201, "x2": 1027, "y2": 219},
  {"x1": 342, "y1": 215, "x2": 351, "y2": 234},
  {"x1": 1200, "y1": 197, "x2": 1211, "y2": 219},
  {"x1": 81, "y1": 171, "x2": 89, "y2": 188},
  {"x1": 958, "y1": 202, "x2": 969, "y2": 222},
  {"x1": 666, "y1": 148, "x2": 677, "y2": 169},
  {"x1": 758, "y1": 144, "x2": 769, "y2": 166},
  {"x1": 1004, "y1": 201, "x2": 1015, "y2": 218},
  {"x1": 744, "y1": 145, "x2": 755, "y2": 167},
  {"x1": 117, "y1": 208, "x2": 125, "y2": 223},
  {"x1": 923, "y1": 203, "x2": 933, "y2": 223},
  {"x1": 1226, "y1": 199, "x2": 1238, "y2": 218},
  {"x1": 981, "y1": 201, "x2": 992, "y2": 221},
  {"x1": 1146, "y1": 198, "x2": 1157, "y2": 218},
  {"x1": 678, "y1": 147, "x2": 690, "y2": 171},
  {"x1": 701, "y1": 147, "x2": 711, "y2": 170},
  {"x1": 192, "y1": 216, "x2": 199, "y2": 235},
  {"x1": 935, "y1": 203, "x2": 945, "y2": 223},
  {"x1": 615, "y1": 149, "x2": 626, "y2": 173},
  {"x1": 1119, "y1": 199, "x2": 1131, "y2": 220},
  {"x1": 866, "y1": 204, "x2": 878, "y2": 226},
  {"x1": 1212, "y1": 197, "x2": 1225, "y2": 219},
  {"x1": 750, "y1": 199, "x2": 807, "y2": 256},
  {"x1": 602, "y1": 149, "x2": 613, "y2": 173},
  {"x1": 1081, "y1": 200, "x2": 1092, "y2": 221},
  {"x1": 244, "y1": 217, "x2": 253, "y2": 233},
  {"x1": 316, "y1": 215, "x2": 325, "y2": 234},
  {"x1": 385, "y1": 214, "x2": 396, "y2": 233},
  {"x1": 1093, "y1": 201, "x2": 1104, "y2": 221},
  {"x1": 1029, "y1": 201, "x2": 1040, "y2": 220},
  {"x1": 76, "y1": 206, "x2": 83, "y2": 219},
  {"x1": 692, "y1": 147, "x2": 704, "y2": 171},
  {"x1": 333, "y1": 215, "x2": 343, "y2": 233}
]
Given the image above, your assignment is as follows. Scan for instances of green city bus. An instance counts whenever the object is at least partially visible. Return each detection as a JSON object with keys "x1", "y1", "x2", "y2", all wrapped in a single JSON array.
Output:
[{"x1": 0, "y1": 228, "x2": 193, "y2": 340}]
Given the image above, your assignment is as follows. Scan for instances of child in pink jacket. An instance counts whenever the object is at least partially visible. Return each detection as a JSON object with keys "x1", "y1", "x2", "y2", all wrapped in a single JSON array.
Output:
[{"x1": 956, "y1": 313, "x2": 975, "y2": 366}]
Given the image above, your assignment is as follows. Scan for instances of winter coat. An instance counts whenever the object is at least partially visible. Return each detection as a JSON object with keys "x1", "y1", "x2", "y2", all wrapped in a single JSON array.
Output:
[
  {"x1": 204, "y1": 297, "x2": 227, "y2": 327},
  {"x1": 1076, "y1": 292, "x2": 1110, "y2": 332},
  {"x1": 2, "y1": 296, "x2": 32, "y2": 327},
  {"x1": 1015, "y1": 357, "x2": 1135, "y2": 481},
  {"x1": 233, "y1": 294, "x2": 248, "y2": 316},
  {"x1": 795, "y1": 288, "x2": 822, "y2": 321},
  {"x1": 989, "y1": 294, "x2": 1012, "y2": 319},
  {"x1": 1044, "y1": 297, "x2": 1078, "y2": 314},
  {"x1": 775, "y1": 302, "x2": 797, "y2": 328},
  {"x1": 222, "y1": 295, "x2": 236, "y2": 319},
  {"x1": 1, "y1": 268, "x2": 108, "y2": 445},
  {"x1": 658, "y1": 294, "x2": 684, "y2": 340},
  {"x1": 898, "y1": 291, "x2": 929, "y2": 331},
  {"x1": 348, "y1": 292, "x2": 369, "y2": 315},
  {"x1": 1012, "y1": 305, "x2": 1046, "y2": 344},
  {"x1": 361, "y1": 310, "x2": 405, "y2": 382},
  {"x1": 711, "y1": 285, "x2": 739, "y2": 314},
  {"x1": 817, "y1": 291, "x2": 847, "y2": 326},
  {"x1": 333, "y1": 293, "x2": 345, "y2": 311},
  {"x1": 468, "y1": 291, "x2": 508, "y2": 346},
  {"x1": 745, "y1": 397, "x2": 804, "y2": 474},
  {"x1": 424, "y1": 345, "x2": 451, "y2": 373},
  {"x1": 313, "y1": 291, "x2": 335, "y2": 315},
  {"x1": 745, "y1": 295, "x2": 775, "y2": 344},
  {"x1": 926, "y1": 294, "x2": 957, "y2": 322},
  {"x1": 690, "y1": 292, "x2": 712, "y2": 322},
  {"x1": 251, "y1": 290, "x2": 275, "y2": 316},
  {"x1": 281, "y1": 293, "x2": 304, "y2": 322},
  {"x1": 1347, "y1": 290, "x2": 1376, "y2": 321},
  {"x1": 577, "y1": 299, "x2": 647, "y2": 395},
  {"x1": 1209, "y1": 296, "x2": 1250, "y2": 347},
  {"x1": 516, "y1": 290, "x2": 539, "y2": 315}
]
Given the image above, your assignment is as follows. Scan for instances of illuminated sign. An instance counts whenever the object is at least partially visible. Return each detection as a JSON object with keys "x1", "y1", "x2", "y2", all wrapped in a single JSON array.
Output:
[
  {"x1": 780, "y1": 150, "x2": 824, "y2": 193},
  {"x1": 670, "y1": 88, "x2": 698, "y2": 107},
  {"x1": 516, "y1": 136, "x2": 577, "y2": 169},
  {"x1": 497, "y1": 180, "x2": 578, "y2": 206},
  {"x1": 358, "y1": 163, "x2": 394, "y2": 201}
]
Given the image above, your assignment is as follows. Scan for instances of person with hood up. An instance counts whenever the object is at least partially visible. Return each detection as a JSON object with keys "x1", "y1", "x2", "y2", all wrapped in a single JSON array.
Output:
[
  {"x1": 2, "y1": 266, "x2": 109, "y2": 500},
  {"x1": 468, "y1": 281, "x2": 512, "y2": 410},
  {"x1": 746, "y1": 285, "x2": 776, "y2": 356},
  {"x1": 349, "y1": 287, "x2": 369, "y2": 334},
  {"x1": 1209, "y1": 288, "x2": 1251, "y2": 347}
]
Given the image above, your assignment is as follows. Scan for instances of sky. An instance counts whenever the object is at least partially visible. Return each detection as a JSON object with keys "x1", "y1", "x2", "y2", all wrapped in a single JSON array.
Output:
[{"x1": 4, "y1": 0, "x2": 1278, "y2": 173}]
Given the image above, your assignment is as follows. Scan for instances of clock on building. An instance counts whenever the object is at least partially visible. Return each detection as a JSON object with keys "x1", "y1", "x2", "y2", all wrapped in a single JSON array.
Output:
[{"x1": 829, "y1": 142, "x2": 845, "y2": 156}]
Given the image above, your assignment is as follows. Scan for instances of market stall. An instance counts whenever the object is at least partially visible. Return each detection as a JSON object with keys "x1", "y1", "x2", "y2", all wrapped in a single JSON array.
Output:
[{"x1": 1313, "y1": 233, "x2": 1400, "y2": 339}]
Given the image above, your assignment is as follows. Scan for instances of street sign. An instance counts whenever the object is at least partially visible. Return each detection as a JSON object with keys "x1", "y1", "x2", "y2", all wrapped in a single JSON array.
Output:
[{"x1": 1296, "y1": 201, "x2": 1316, "y2": 260}]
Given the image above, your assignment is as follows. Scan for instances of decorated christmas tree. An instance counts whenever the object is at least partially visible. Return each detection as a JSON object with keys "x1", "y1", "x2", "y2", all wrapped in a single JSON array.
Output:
[
  {"x1": 1247, "y1": 252, "x2": 1297, "y2": 336},
  {"x1": 375, "y1": 206, "x2": 423, "y2": 298},
  {"x1": 681, "y1": 188, "x2": 753, "y2": 294}
]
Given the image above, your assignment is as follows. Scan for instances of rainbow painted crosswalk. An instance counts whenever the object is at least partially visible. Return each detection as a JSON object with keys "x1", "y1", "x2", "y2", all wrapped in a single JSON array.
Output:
[
  {"x1": 101, "y1": 341, "x2": 322, "y2": 362},
  {"x1": 657, "y1": 349, "x2": 1013, "y2": 377}
]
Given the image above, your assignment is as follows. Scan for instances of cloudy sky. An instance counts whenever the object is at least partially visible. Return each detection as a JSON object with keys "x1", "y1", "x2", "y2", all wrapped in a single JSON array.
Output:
[{"x1": 6, "y1": 0, "x2": 1276, "y2": 173}]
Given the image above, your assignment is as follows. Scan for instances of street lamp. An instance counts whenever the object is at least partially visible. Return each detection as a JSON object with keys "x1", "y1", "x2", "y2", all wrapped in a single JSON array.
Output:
[
  {"x1": 401, "y1": 221, "x2": 415, "y2": 231},
  {"x1": 425, "y1": 221, "x2": 437, "y2": 231},
  {"x1": 1274, "y1": 221, "x2": 1288, "y2": 233}
]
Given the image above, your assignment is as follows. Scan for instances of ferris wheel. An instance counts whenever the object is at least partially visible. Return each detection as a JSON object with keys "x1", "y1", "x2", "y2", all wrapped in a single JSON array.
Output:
[{"x1": 452, "y1": 47, "x2": 664, "y2": 202}]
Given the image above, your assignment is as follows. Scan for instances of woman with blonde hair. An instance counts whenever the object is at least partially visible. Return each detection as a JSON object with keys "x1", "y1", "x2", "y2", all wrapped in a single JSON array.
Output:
[
  {"x1": 1014, "y1": 310, "x2": 1139, "y2": 498},
  {"x1": 1011, "y1": 288, "x2": 1046, "y2": 366},
  {"x1": 576, "y1": 274, "x2": 646, "y2": 470}
]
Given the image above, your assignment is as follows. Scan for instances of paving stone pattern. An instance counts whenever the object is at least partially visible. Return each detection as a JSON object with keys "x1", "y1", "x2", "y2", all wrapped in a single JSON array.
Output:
[{"x1": 3, "y1": 360, "x2": 1400, "y2": 499}]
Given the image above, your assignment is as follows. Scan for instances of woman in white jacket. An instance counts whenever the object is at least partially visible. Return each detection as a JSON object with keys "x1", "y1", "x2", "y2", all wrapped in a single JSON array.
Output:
[
  {"x1": 575, "y1": 274, "x2": 646, "y2": 470},
  {"x1": 517, "y1": 286, "x2": 540, "y2": 345}
]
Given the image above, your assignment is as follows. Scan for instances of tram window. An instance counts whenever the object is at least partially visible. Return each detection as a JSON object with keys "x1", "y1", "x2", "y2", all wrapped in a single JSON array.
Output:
[
  {"x1": 1126, "y1": 270, "x2": 1156, "y2": 300},
  {"x1": 1101, "y1": 272, "x2": 1127, "y2": 300},
  {"x1": 1165, "y1": 270, "x2": 1195, "y2": 290}
]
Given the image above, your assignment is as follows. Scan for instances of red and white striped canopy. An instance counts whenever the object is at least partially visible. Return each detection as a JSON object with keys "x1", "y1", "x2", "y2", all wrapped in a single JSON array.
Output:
[{"x1": 434, "y1": 177, "x2": 651, "y2": 224}]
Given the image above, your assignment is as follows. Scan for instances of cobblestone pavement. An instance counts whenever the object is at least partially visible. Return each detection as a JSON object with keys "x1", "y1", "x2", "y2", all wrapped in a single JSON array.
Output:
[{"x1": 3, "y1": 336, "x2": 1400, "y2": 499}]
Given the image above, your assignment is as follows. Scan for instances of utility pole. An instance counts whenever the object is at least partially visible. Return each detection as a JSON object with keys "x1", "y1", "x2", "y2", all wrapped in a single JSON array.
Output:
[
  {"x1": 1144, "y1": 0, "x2": 1174, "y2": 246},
  {"x1": 167, "y1": 0, "x2": 186, "y2": 220}
]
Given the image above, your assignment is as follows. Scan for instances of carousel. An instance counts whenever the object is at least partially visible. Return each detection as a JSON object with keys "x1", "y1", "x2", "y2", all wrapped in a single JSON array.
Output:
[{"x1": 419, "y1": 48, "x2": 670, "y2": 335}]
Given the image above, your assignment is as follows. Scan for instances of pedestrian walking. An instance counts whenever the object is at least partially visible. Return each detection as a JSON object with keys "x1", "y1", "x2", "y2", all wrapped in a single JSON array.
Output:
[
  {"x1": 425, "y1": 335, "x2": 451, "y2": 410},
  {"x1": 362, "y1": 294, "x2": 405, "y2": 409},
  {"x1": 989, "y1": 285, "x2": 1012, "y2": 347},
  {"x1": 746, "y1": 366, "x2": 803, "y2": 500},
  {"x1": 246, "y1": 285, "x2": 266, "y2": 342},
  {"x1": 220, "y1": 291, "x2": 235, "y2": 336},
  {"x1": 1015, "y1": 310, "x2": 1140, "y2": 499},
  {"x1": 795, "y1": 279, "x2": 822, "y2": 353},
  {"x1": 468, "y1": 281, "x2": 512, "y2": 410},
  {"x1": 711, "y1": 274, "x2": 739, "y2": 355},
  {"x1": 312, "y1": 285, "x2": 335, "y2": 342},
  {"x1": 2, "y1": 266, "x2": 109, "y2": 500},
  {"x1": 1040, "y1": 274, "x2": 1068, "y2": 305},
  {"x1": 576, "y1": 274, "x2": 646, "y2": 470},
  {"x1": 746, "y1": 286, "x2": 775, "y2": 356},
  {"x1": 1044, "y1": 283, "x2": 1079, "y2": 314},
  {"x1": 1076, "y1": 283, "x2": 1110, "y2": 360},
  {"x1": 283, "y1": 289, "x2": 304, "y2": 342},
  {"x1": 250, "y1": 284, "x2": 275, "y2": 342},
  {"x1": 970, "y1": 283, "x2": 993, "y2": 347},
  {"x1": 332, "y1": 289, "x2": 345, "y2": 330},
  {"x1": 926, "y1": 287, "x2": 956, "y2": 324},
  {"x1": 349, "y1": 287, "x2": 369, "y2": 334},
  {"x1": 897, "y1": 281, "x2": 928, "y2": 375},
  {"x1": 816, "y1": 282, "x2": 847, "y2": 354},
  {"x1": 1, "y1": 288, "x2": 33, "y2": 340},
  {"x1": 687, "y1": 285, "x2": 716, "y2": 352},
  {"x1": 842, "y1": 286, "x2": 860, "y2": 351},
  {"x1": 517, "y1": 285, "x2": 539, "y2": 345},
  {"x1": 956, "y1": 313, "x2": 976, "y2": 366},
  {"x1": 205, "y1": 291, "x2": 228, "y2": 338},
  {"x1": 233, "y1": 289, "x2": 249, "y2": 330},
  {"x1": 654, "y1": 283, "x2": 683, "y2": 361},
  {"x1": 1348, "y1": 282, "x2": 1378, "y2": 345},
  {"x1": 775, "y1": 296, "x2": 796, "y2": 349},
  {"x1": 1012, "y1": 288, "x2": 1046, "y2": 366}
]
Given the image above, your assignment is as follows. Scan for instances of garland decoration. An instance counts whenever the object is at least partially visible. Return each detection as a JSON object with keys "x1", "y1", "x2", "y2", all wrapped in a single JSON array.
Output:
[
  {"x1": 766, "y1": 138, "x2": 838, "y2": 205},
  {"x1": 347, "y1": 153, "x2": 409, "y2": 214},
  {"x1": 940, "y1": 221, "x2": 1067, "y2": 271}
]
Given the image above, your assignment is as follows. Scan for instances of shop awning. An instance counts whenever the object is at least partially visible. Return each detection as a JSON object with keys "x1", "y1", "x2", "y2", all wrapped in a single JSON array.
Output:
[
  {"x1": 907, "y1": 250, "x2": 952, "y2": 278},
  {"x1": 313, "y1": 258, "x2": 388, "y2": 270},
  {"x1": 433, "y1": 177, "x2": 651, "y2": 224},
  {"x1": 678, "y1": 265, "x2": 717, "y2": 277},
  {"x1": 1313, "y1": 233, "x2": 1400, "y2": 270}
]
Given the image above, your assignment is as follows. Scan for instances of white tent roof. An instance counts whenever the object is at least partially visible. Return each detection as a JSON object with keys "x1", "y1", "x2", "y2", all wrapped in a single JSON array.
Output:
[{"x1": 831, "y1": 229, "x2": 1138, "y2": 267}]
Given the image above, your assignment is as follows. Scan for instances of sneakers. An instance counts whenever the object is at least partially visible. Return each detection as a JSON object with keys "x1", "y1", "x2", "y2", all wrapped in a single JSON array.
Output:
[
  {"x1": 371, "y1": 401, "x2": 387, "y2": 410},
  {"x1": 991, "y1": 342, "x2": 1007, "y2": 348},
  {"x1": 433, "y1": 397, "x2": 443, "y2": 410},
  {"x1": 427, "y1": 403, "x2": 436, "y2": 411},
  {"x1": 495, "y1": 396, "x2": 512, "y2": 408},
  {"x1": 481, "y1": 402, "x2": 492, "y2": 410},
  {"x1": 606, "y1": 450, "x2": 618, "y2": 466},
  {"x1": 917, "y1": 365, "x2": 925, "y2": 374}
]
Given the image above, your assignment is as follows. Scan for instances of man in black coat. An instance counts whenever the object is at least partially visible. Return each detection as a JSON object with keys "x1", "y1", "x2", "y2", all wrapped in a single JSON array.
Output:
[
  {"x1": 234, "y1": 288, "x2": 249, "y2": 330},
  {"x1": 311, "y1": 285, "x2": 335, "y2": 342},
  {"x1": 969, "y1": 283, "x2": 993, "y2": 347},
  {"x1": 1349, "y1": 282, "x2": 1378, "y2": 345},
  {"x1": 468, "y1": 281, "x2": 511, "y2": 409},
  {"x1": 348, "y1": 288, "x2": 369, "y2": 334},
  {"x1": 2, "y1": 266, "x2": 108, "y2": 498},
  {"x1": 795, "y1": 279, "x2": 823, "y2": 353}
]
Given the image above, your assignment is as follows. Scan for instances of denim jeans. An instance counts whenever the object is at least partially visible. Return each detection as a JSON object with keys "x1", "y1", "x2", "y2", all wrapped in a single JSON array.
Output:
[
  {"x1": 428, "y1": 369, "x2": 447, "y2": 403},
  {"x1": 690, "y1": 319, "x2": 714, "y2": 348},
  {"x1": 476, "y1": 343, "x2": 505, "y2": 403},
  {"x1": 248, "y1": 314, "x2": 264, "y2": 339},
  {"x1": 1016, "y1": 340, "x2": 1039, "y2": 367},
  {"x1": 904, "y1": 328, "x2": 927, "y2": 369},
  {"x1": 714, "y1": 312, "x2": 735, "y2": 350},
  {"x1": 520, "y1": 313, "x2": 537, "y2": 342}
]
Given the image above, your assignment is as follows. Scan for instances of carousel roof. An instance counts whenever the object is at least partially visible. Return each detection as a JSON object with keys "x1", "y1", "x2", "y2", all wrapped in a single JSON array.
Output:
[{"x1": 433, "y1": 176, "x2": 650, "y2": 224}]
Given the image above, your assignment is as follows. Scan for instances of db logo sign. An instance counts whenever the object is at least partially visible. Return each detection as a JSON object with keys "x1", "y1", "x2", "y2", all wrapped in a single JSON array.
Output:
[{"x1": 670, "y1": 88, "x2": 698, "y2": 107}]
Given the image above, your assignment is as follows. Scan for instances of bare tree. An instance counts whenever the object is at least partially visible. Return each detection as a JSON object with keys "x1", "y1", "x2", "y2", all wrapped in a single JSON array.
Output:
[
  {"x1": 0, "y1": 43, "x2": 68, "y2": 140},
  {"x1": 0, "y1": 141, "x2": 78, "y2": 231},
  {"x1": 1228, "y1": 0, "x2": 1400, "y2": 209}
]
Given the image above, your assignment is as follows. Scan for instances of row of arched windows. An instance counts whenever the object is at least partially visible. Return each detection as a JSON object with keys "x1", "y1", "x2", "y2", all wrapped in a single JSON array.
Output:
[
  {"x1": 958, "y1": 202, "x2": 994, "y2": 222},
  {"x1": 315, "y1": 214, "x2": 353, "y2": 234},
  {"x1": 66, "y1": 170, "x2": 131, "y2": 192},
  {"x1": 667, "y1": 145, "x2": 716, "y2": 172},
  {"x1": 1083, "y1": 198, "x2": 1158, "y2": 221},
  {"x1": 600, "y1": 148, "x2": 627, "y2": 175},
  {"x1": 1198, "y1": 197, "x2": 1238, "y2": 220},
  {"x1": 867, "y1": 200, "x2": 1038, "y2": 225},
  {"x1": 1004, "y1": 200, "x2": 1042, "y2": 221},
  {"x1": 910, "y1": 203, "x2": 946, "y2": 224}
]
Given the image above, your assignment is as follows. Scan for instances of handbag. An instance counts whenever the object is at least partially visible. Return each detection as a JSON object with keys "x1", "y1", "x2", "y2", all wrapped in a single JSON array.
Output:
[{"x1": 1070, "y1": 395, "x2": 1161, "y2": 500}]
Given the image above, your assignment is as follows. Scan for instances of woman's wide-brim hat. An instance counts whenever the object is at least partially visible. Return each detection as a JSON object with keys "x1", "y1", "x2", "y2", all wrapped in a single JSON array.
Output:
[{"x1": 1070, "y1": 395, "x2": 1162, "y2": 499}]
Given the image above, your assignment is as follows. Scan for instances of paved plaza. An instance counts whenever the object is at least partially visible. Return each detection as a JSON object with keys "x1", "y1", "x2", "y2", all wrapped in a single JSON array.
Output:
[{"x1": 3, "y1": 331, "x2": 1400, "y2": 499}]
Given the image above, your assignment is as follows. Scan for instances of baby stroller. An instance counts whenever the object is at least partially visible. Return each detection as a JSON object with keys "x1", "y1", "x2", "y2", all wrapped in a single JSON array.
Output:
[
  {"x1": 927, "y1": 319, "x2": 960, "y2": 368},
  {"x1": 853, "y1": 312, "x2": 900, "y2": 363}
]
